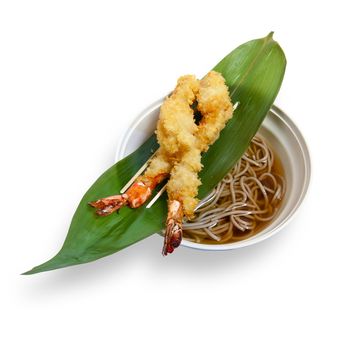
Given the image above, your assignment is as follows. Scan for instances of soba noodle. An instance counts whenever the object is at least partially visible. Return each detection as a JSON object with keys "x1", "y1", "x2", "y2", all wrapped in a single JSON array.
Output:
[{"x1": 183, "y1": 135, "x2": 285, "y2": 244}]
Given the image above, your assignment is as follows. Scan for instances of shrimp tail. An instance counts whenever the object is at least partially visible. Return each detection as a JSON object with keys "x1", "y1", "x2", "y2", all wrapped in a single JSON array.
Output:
[
  {"x1": 89, "y1": 194, "x2": 129, "y2": 216},
  {"x1": 162, "y1": 200, "x2": 183, "y2": 255}
]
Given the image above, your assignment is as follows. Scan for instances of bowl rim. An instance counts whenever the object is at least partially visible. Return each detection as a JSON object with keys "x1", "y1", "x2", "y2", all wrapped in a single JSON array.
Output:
[{"x1": 116, "y1": 99, "x2": 311, "y2": 251}]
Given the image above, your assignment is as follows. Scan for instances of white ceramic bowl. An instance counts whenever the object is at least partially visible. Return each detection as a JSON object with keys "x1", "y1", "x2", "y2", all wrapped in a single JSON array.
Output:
[{"x1": 116, "y1": 98, "x2": 311, "y2": 251}]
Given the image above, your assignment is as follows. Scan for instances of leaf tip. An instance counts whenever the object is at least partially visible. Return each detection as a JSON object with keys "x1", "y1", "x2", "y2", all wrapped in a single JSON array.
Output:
[
  {"x1": 268, "y1": 31, "x2": 274, "y2": 38},
  {"x1": 21, "y1": 253, "x2": 75, "y2": 275},
  {"x1": 21, "y1": 265, "x2": 46, "y2": 275},
  {"x1": 21, "y1": 270, "x2": 34, "y2": 276}
]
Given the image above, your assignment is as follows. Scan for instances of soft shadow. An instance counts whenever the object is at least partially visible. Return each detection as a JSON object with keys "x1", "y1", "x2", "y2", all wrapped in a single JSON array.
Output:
[
  {"x1": 20, "y1": 221, "x2": 297, "y2": 297},
  {"x1": 145, "y1": 224, "x2": 294, "y2": 278}
]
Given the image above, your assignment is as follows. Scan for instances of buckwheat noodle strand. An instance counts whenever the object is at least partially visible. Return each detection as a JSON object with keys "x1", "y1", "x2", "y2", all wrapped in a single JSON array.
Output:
[{"x1": 183, "y1": 135, "x2": 285, "y2": 244}]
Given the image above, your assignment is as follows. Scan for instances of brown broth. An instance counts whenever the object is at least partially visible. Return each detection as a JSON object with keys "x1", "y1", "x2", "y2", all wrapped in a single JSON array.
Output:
[{"x1": 183, "y1": 139, "x2": 285, "y2": 245}]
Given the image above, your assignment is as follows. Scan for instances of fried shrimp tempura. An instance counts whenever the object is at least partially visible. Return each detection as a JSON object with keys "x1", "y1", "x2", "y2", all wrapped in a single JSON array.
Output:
[
  {"x1": 153, "y1": 75, "x2": 201, "y2": 220},
  {"x1": 140, "y1": 75, "x2": 200, "y2": 195},
  {"x1": 163, "y1": 71, "x2": 234, "y2": 254},
  {"x1": 141, "y1": 75, "x2": 200, "y2": 182},
  {"x1": 166, "y1": 71, "x2": 233, "y2": 219}
]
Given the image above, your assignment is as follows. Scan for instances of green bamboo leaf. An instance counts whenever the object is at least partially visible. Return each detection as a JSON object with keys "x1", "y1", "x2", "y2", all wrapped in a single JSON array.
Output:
[{"x1": 23, "y1": 32, "x2": 286, "y2": 274}]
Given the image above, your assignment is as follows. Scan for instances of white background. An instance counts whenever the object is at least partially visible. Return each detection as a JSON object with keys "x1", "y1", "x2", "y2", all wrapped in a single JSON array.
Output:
[{"x1": 1, "y1": 1, "x2": 349, "y2": 349}]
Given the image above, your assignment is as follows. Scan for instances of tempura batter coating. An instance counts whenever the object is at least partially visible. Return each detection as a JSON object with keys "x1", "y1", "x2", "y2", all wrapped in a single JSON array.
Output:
[
  {"x1": 196, "y1": 71, "x2": 233, "y2": 152},
  {"x1": 166, "y1": 148, "x2": 202, "y2": 218},
  {"x1": 144, "y1": 75, "x2": 200, "y2": 185},
  {"x1": 166, "y1": 71, "x2": 233, "y2": 218},
  {"x1": 156, "y1": 75, "x2": 199, "y2": 160},
  {"x1": 143, "y1": 149, "x2": 171, "y2": 179}
]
